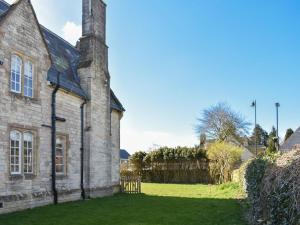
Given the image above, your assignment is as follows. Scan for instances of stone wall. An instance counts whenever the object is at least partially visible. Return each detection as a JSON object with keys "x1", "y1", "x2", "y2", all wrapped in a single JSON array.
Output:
[
  {"x1": 0, "y1": 0, "x2": 54, "y2": 214},
  {"x1": 111, "y1": 110, "x2": 121, "y2": 187},
  {"x1": 79, "y1": 0, "x2": 114, "y2": 198},
  {"x1": 0, "y1": 0, "x2": 121, "y2": 214}
]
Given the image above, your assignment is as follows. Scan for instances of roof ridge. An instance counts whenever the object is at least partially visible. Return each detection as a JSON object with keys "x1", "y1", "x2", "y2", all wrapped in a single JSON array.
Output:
[{"x1": 40, "y1": 25, "x2": 80, "y2": 52}]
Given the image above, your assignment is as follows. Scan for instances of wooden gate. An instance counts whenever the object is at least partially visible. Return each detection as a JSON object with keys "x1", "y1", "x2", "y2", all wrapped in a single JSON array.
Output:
[{"x1": 121, "y1": 176, "x2": 141, "y2": 194}]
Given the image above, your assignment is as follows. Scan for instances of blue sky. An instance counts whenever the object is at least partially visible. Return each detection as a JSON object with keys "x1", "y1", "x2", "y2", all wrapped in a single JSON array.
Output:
[{"x1": 6, "y1": 0, "x2": 300, "y2": 153}]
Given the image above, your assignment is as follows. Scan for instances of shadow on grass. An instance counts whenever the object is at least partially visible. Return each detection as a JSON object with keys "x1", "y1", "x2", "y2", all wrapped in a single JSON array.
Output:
[{"x1": 0, "y1": 194, "x2": 246, "y2": 225}]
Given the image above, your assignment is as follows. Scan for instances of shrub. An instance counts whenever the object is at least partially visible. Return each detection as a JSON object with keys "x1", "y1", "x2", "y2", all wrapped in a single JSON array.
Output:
[
  {"x1": 259, "y1": 150, "x2": 300, "y2": 225},
  {"x1": 130, "y1": 151, "x2": 147, "y2": 175},
  {"x1": 243, "y1": 150, "x2": 300, "y2": 225},
  {"x1": 207, "y1": 142, "x2": 243, "y2": 184},
  {"x1": 128, "y1": 146, "x2": 209, "y2": 184},
  {"x1": 244, "y1": 156, "x2": 271, "y2": 224}
]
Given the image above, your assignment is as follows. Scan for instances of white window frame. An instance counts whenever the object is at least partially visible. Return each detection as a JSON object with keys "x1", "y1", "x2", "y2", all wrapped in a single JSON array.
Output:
[
  {"x1": 10, "y1": 55, "x2": 22, "y2": 94},
  {"x1": 10, "y1": 130, "x2": 22, "y2": 175},
  {"x1": 24, "y1": 61, "x2": 34, "y2": 98},
  {"x1": 55, "y1": 137, "x2": 65, "y2": 175},
  {"x1": 23, "y1": 132, "x2": 34, "y2": 174}
]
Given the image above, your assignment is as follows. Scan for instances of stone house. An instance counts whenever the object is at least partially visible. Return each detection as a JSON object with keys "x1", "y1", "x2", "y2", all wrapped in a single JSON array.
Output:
[
  {"x1": 120, "y1": 149, "x2": 130, "y2": 164},
  {"x1": 0, "y1": 0, "x2": 125, "y2": 214},
  {"x1": 281, "y1": 127, "x2": 300, "y2": 152}
]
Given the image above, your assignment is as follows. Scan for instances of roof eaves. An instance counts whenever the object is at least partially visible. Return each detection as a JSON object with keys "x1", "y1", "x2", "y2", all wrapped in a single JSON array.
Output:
[
  {"x1": 110, "y1": 89, "x2": 125, "y2": 112},
  {"x1": 47, "y1": 66, "x2": 89, "y2": 100}
]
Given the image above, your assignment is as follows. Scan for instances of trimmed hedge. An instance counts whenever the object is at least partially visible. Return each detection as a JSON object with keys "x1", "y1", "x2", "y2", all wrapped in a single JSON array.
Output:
[{"x1": 129, "y1": 147, "x2": 211, "y2": 184}]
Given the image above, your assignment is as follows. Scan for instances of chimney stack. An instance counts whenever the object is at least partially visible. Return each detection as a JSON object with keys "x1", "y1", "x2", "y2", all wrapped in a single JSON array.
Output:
[{"x1": 82, "y1": 0, "x2": 106, "y2": 42}]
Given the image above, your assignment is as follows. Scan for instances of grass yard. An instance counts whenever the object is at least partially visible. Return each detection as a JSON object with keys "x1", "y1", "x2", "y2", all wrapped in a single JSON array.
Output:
[{"x1": 0, "y1": 183, "x2": 246, "y2": 225}]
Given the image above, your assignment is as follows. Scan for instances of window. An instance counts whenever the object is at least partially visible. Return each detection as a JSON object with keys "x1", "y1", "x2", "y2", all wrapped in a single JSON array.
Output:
[
  {"x1": 23, "y1": 132, "x2": 33, "y2": 174},
  {"x1": 55, "y1": 137, "x2": 65, "y2": 174},
  {"x1": 10, "y1": 130, "x2": 21, "y2": 174},
  {"x1": 10, "y1": 130, "x2": 35, "y2": 175},
  {"x1": 10, "y1": 55, "x2": 35, "y2": 98},
  {"x1": 24, "y1": 61, "x2": 33, "y2": 98},
  {"x1": 10, "y1": 55, "x2": 22, "y2": 93}
]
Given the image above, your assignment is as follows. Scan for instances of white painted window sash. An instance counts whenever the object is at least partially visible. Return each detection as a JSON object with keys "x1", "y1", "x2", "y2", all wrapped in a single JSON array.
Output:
[
  {"x1": 10, "y1": 55, "x2": 22, "y2": 94},
  {"x1": 10, "y1": 131, "x2": 22, "y2": 175},
  {"x1": 24, "y1": 61, "x2": 34, "y2": 98},
  {"x1": 23, "y1": 132, "x2": 33, "y2": 174}
]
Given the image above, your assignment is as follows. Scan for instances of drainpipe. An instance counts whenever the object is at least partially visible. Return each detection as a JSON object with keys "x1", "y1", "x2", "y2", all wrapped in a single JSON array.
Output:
[
  {"x1": 80, "y1": 100, "x2": 87, "y2": 200},
  {"x1": 51, "y1": 75, "x2": 60, "y2": 205}
]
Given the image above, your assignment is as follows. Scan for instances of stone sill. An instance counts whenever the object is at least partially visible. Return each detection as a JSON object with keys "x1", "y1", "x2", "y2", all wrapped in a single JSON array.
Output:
[
  {"x1": 9, "y1": 92, "x2": 41, "y2": 104},
  {"x1": 56, "y1": 174, "x2": 68, "y2": 180},
  {"x1": 9, "y1": 174, "x2": 37, "y2": 181}
]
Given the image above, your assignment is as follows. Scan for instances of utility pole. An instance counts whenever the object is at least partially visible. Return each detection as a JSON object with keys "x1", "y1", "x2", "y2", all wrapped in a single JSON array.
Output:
[
  {"x1": 275, "y1": 102, "x2": 280, "y2": 151},
  {"x1": 251, "y1": 100, "x2": 257, "y2": 156}
]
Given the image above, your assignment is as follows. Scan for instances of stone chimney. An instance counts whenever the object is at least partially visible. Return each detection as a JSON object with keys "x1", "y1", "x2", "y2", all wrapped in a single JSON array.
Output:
[
  {"x1": 82, "y1": 0, "x2": 106, "y2": 41},
  {"x1": 78, "y1": 0, "x2": 112, "y2": 197},
  {"x1": 80, "y1": 0, "x2": 108, "y2": 67}
]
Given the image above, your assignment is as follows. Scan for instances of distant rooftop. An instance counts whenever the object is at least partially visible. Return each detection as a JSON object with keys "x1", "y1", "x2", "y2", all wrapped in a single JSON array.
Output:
[
  {"x1": 120, "y1": 149, "x2": 130, "y2": 160},
  {"x1": 281, "y1": 127, "x2": 300, "y2": 152}
]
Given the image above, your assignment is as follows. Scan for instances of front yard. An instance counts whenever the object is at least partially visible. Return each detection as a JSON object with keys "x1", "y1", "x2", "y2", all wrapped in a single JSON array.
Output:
[{"x1": 0, "y1": 183, "x2": 246, "y2": 225}]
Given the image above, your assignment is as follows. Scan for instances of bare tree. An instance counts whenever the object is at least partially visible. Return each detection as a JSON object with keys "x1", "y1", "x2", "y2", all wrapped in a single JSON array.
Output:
[{"x1": 196, "y1": 103, "x2": 250, "y2": 142}]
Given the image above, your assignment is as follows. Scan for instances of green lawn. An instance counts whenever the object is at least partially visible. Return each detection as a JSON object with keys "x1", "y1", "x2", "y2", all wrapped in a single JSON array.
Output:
[{"x1": 0, "y1": 183, "x2": 246, "y2": 225}]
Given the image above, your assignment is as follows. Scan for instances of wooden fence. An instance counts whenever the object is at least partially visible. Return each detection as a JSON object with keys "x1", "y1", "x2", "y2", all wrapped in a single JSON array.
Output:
[{"x1": 121, "y1": 176, "x2": 141, "y2": 194}]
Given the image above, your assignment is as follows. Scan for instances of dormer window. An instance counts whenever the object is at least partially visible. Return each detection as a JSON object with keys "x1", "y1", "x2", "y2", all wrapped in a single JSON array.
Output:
[
  {"x1": 10, "y1": 55, "x2": 22, "y2": 93},
  {"x1": 24, "y1": 61, "x2": 33, "y2": 98}
]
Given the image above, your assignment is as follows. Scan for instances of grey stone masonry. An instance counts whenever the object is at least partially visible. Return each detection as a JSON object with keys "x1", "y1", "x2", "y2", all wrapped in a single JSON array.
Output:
[{"x1": 0, "y1": 0, "x2": 124, "y2": 214}]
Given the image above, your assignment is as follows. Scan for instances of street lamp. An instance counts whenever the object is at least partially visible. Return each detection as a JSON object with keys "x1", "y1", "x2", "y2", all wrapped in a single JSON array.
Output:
[
  {"x1": 275, "y1": 102, "x2": 280, "y2": 151},
  {"x1": 251, "y1": 100, "x2": 257, "y2": 156}
]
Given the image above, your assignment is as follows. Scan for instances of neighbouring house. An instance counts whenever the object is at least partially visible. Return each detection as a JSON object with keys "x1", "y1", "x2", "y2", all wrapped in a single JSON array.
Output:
[
  {"x1": 281, "y1": 127, "x2": 300, "y2": 152},
  {"x1": 120, "y1": 149, "x2": 131, "y2": 164},
  {"x1": 246, "y1": 144, "x2": 267, "y2": 155},
  {"x1": 0, "y1": 0, "x2": 125, "y2": 214},
  {"x1": 231, "y1": 138, "x2": 254, "y2": 161}
]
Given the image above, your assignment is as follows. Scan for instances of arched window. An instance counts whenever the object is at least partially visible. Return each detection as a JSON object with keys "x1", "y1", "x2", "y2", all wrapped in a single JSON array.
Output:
[
  {"x1": 10, "y1": 55, "x2": 22, "y2": 93},
  {"x1": 24, "y1": 61, "x2": 33, "y2": 98},
  {"x1": 23, "y1": 132, "x2": 33, "y2": 174},
  {"x1": 10, "y1": 130, "x2": 21, "y2": 174},
  {"x1": 55, "y1": 137, "x2": 65, "y2": 174}
]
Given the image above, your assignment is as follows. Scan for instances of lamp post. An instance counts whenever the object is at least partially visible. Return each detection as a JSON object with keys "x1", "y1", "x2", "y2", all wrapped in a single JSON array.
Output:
[
  {"x1": 251, "y1": 100, "x2": 257, "y2": 156},
  {"x1": 275, "y1": 102, "x2": 280, "y2": 151}
]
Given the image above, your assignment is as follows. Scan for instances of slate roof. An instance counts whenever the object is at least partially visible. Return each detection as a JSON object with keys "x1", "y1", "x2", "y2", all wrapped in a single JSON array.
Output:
[
  {"x1": 0, "y1": 0, "x2": 8, "y2": 13},
  {"x1": 120, "y1": 149, "x2": 130, "y2": 160},
  {"x1": 41, "y1": 26, "x2": 87, "y2": 98},
  {"x1": 0, "y1": 0, "x2": 9, "y2": 19},
  {"x1": 281, "y1": 127, "x2": 300, "y2": 152},
  {"x1": 111, "y1": 90, "x2": 125, "y2": 112},
  {"x1": 0, "y1": 0, "x2": 125, "y2": 112}
]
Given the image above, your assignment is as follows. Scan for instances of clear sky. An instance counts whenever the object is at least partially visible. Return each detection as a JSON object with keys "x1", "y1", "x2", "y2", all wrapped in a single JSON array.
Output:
[{"x1": 6, "y1": 0, "x2": 300, "y2": 153}]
